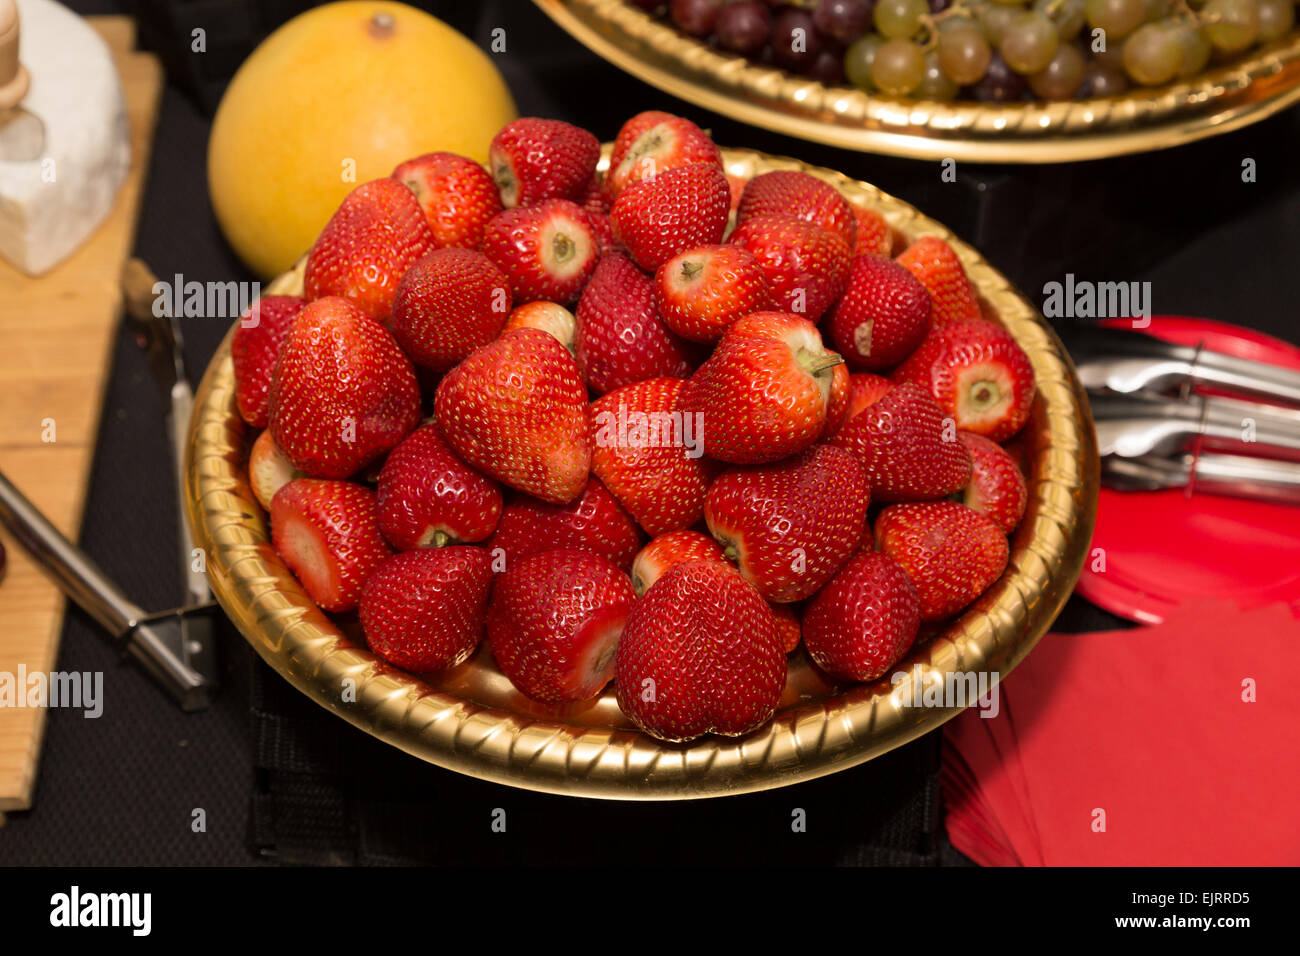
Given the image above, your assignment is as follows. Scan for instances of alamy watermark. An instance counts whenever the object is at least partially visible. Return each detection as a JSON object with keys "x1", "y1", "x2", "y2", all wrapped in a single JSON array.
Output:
[
  {"x1": 0, "y1": 666, "x2": 103, "y2": 718},
  {"x1": 152, "y1": 274, "x2": 262, "y2": 322},
  {"x1": 592, "y1": 402, "x2": 704, "y2": 459},
  {"x1": 891, "y1": 664, "x2": 1000, "y2": 718},
  {"x1": 1042, "y1": 274, "x2": 1151, "y2": 328}
]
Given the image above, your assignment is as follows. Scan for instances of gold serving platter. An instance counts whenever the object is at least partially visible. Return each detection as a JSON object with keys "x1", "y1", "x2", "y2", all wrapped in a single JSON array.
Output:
[
  {"x1": 185, "y1": 147, "x2": 1098, "y2": 800},
  {"x1": 535, "y1": 0, "x2": 1300, "y2": 163}
]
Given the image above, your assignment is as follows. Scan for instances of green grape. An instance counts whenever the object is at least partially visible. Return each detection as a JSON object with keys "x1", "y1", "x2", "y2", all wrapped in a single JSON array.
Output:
[
  {"x1": 1144, "y1": 0, "x2": 1173, "y2": 19},
  {"x1": 1256, "y1": 0, "x2": 1295, "y2": 41},
  {"x1": 1202, "y1": 0, "x2": 1260, "y2": 53},
  {"x1": 989, "y1": 0, "x2": 1031, "y2": 6},
  {"x1": 980, "y1": 2, "x2": 1022, "y2": 43},
  {"x1": 938, "y1": 24, "x2": 995, "y2": 83},
  {"x1": 917, "y1": 50, "x2": 961, "y2": 98},
  {"x1": 1028, "y1": 42, "x2": 1087, "y2": 96},
  {"x1": 1034, "y1": 0, "x2": 1087, "y2": 38},
  {"x1": 874, "y1": 0, "x2": 929, "y2": 39},
  {"x1": 1122, "y1": 21, "x2": 1184, "y2": 84},
  {"x1": 1000, "y1": 11, "x2": 1061, "y2": 73},
  {"x1": 938, "y1": 13, "x2": 977, "y2": 32},
  {"x1": 1081, "y1": 61, "x2": 1130, "y2": 94},
  {"x1": 870, "y1": 38, "x2": 928, "y2": 92},
  {"x1": 1084, "y1": 0, "x2": 1147, "y2": 40},
  {"x1": 1173, "y1": 22, "x2": 1212, "y2": 75},
  {"x1": 845, "y1": 33, "x2": 885, "y2": 88}
]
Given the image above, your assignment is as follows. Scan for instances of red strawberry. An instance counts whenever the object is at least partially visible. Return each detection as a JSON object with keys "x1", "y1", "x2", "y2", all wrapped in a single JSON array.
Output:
[
  {"x1": 503, "y1": 301, "x2": 576, "y2": 354},
  {"x1": 359, "y1": 546, "x2": 494, "y2": 672},
  {"x1": 249, "y1": 429, "x2": 304, "y2": 512},
  {"x1": 771, "y1": 602, "x2": 802, "y2": 654},
  {"x1": 580, "y1": 175, "x2": 616, "y2": 254},
  {"x1": 391, "y1": 152, "x2": 502, "y2": 250},
  {"x1": 852, "y1": 204, "x2": 893, "y2": 256},
  {"x1": 704, "y1": 444, "x2": 869, "y2": 603},
  {"x1": 832, "y1": 372, "x2": 894, "y2": 438},
  {"x1": 487, "y1": 478, "x2": 642, "y2": 572},
  {"x1": 610, "y1": 162, "x2": 730, "y2": 272},
  {"x1": 434, "y1": 328, "x2": 591, "y2": 504},
  {"x1": 376, "y1": 423, "x2": 503, "y2": 550},
  {"x1": 268, "y1": 297, "x2": 420, "y2": 479},
  {"x1": 681, "y1": 311, "x2": 843, "y2": 464},
  {"x1": 629, "y1": 529, "x2": 726, "y2": 595},
  {"x1": 390, "y1": 248, "x2": 511, "y2": 372},
  {"x1": 590, "y1": 377, "x2": 716, "y2": 535},
  {"x1": 232, "y1": 295, "x2": 305, "y2": 428},
  {"x1": 737, "y1": 170, "x2": 858, "y2": 249},
  {"x1": 875, "y1": 500, "x2": 1009, "y2": 622},
  {"x1": 892, "y1": 319, "x2": 1036, "y2": 442},
  {"x1": 481, "y1": 199, "x2": 598, "y2": 304},
  {"x1": 303, "y1": 179, "x2": 436, "y2": 321},
  {"x1": 270, "y1": 479, "x2": 394, "y2": 613},
  {"x1": 960, "y1": 431, "x2": 1028, "y2": 533},
  {"x1": 608, "y1": 110, "x2": 677, "y2": 178},
  {"x1": 896, "y1": 236, "x2": 982, "y2": 325},
  {"x1": 653, "y1": 244, "x2": 774, "y2": 343},
  {"x1": 827, "y1": 254, "x2": 932, "y2": 371},
  {"x1": 487, "y1": 549, "x2": 637, "y2": 703},
  {"x1": 605, "y1": 114, "x2": 723, "y2": 200},
  {"x1": 489, "y1": 117, "x2": 601, "y2": 208},
  {"x1": 829, "y1": 382, "x2": 971, "y2": 501},
  {"x1": 615, "y1": 559, "x2": 785, "y2": 742},
  {"x1": 802, "y1": 551, "x2": 920, "y2": 683},
  {"x1": 574, "y1": 252, "x2": 696, "y2": 394},
  {"x1": 818, "y1": 362, "x2": 853, "y2": 440},
  {"x1": 728, "y1": 214, "x2": 851, "y2": 322}
]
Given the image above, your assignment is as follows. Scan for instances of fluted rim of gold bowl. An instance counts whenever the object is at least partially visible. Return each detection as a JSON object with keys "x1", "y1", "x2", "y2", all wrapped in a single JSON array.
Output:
[
  {"x1": 185, "y1": 147, "x2": 1098, "y2": 800},
  {"x1": 534, "y1": 0, "x2": 1300, "y2": 163}
]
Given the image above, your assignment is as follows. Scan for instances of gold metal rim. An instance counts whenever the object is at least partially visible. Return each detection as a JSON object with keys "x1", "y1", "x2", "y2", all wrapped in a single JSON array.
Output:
[
  {"x1": 534, "y1": 0, "x2": 1300, "y2": 163},
  {"x1": 185, "y1": 147, "x2": 1099, "y2": 800}
]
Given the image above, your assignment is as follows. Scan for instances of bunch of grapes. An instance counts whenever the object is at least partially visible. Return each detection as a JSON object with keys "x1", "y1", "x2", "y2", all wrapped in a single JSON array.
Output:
[{"x1": 636, "y1": 0, "x2": 1297, "y2": 101}]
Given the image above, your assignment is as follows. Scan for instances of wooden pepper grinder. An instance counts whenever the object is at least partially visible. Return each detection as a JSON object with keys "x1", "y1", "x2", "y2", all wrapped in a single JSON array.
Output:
[{"x1": 0, "y1": 0, "x2": 42, "y2": 162}]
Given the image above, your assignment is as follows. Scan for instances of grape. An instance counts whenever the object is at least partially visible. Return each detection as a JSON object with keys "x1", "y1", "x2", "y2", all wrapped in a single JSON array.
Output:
[
  {"x1": 917, "y1": 50, "x2": 961, "y2": 97},
  {"x1": 814, "y1": 0, "x2": 876, "y2": 41},
  {"x1": 716, "y1": 1, "x2": 772, "y2": 54},
  {"x1": 929, "y1": 0, "x2": 955, "y2": 12},
  {"x1": 1084, "y1": 0, "x2": 1146, "y2": 40},
  {"x1": 771, "y1": 8, "x2": 824, "y2": 69},
  {"x1": 1122, "y1": 21, "x2": 1183, "y2": 84},
  {"x1": 669, "y1": 0, "x2": 723, "y2": 36},
  {"x1": 1034, "y1": 0, "x2": 1087, "y2": 38},
  {"x1": 1256, "y1": 0, "x2": 1295, "y2": 41},
  {"x1": 874, "y1": 0, "x2": 929, "y2": 38},
  {"x1": 1000, "y1": 11, "x2": 1061, "y2": 73},
  {"x1": 968, "y1": 51, "x2": 1030, "y2": 97},
  {"x1": 989, "y1": 0, "x2": 1031, "y2": 6},
  {"x1": 979, "y1": 3, "x2": 1022, "y2": 43},
  {"x1": 1173, "y1": 24, "x2": 1212, "y2": 76},
  {"x1": 1202, "y1": 0, "x2": 1260, "y2": 53},
  {"x1": 939, "y1": 25, "x2": 995, "y2": 83},
  {"x1": 1028, "y1": 41, "x2": 1087, "y2": 95},
  {"x1": 871, "y1": 38, "x2": 928, "y2": 92},
  {"x1": 1078, "y1": 61, "x2": 1130, "y2": 93},
  {"x1": 808, "y1": 47, "x2": 848, "y2": 82},
  {"x1": 844, "y1": 32, "x2": 885, "y2": 87},
  {"x1": 1143, "y1": 0, "x2": 1173, "y2": 18}
]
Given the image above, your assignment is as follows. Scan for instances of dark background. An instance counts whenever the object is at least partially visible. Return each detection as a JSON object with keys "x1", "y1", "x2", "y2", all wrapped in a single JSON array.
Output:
[{"x1": 0, "y1": 0, "x2": 1296, "y2": 865}]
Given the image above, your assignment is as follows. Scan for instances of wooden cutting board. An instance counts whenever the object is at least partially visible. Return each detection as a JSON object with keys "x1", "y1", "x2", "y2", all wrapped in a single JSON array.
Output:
[{"x1": 0, "y1": 16, "x2": 161, "y2": 817}]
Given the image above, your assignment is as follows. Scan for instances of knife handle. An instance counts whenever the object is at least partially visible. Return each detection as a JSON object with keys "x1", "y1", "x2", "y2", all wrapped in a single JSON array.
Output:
[{"x1": 0, "y1": 0, "x2": 29, "y2": 111}]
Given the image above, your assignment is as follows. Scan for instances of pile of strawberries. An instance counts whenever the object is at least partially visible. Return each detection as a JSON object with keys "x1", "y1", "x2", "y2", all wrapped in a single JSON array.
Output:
[{"x1": 231, "y1": 110, "x2": 1036, "y2": 744}]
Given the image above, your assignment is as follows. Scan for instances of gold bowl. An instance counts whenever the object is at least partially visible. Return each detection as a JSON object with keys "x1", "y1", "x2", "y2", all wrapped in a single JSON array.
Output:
[
  {"x1": 535, "y1": 0, "x2": 1300, "y2": 163},
  {"x1": 185, "y1": 147, "x2": 1099, "y2": 800}
]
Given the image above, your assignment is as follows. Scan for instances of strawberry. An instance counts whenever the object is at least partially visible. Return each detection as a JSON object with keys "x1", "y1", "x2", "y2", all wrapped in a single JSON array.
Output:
[
  {"x1": 605, "y1": 114, "x2": 723, "y2": 200},
  {"x1": 829, "y1": 382, "x2": 971, "y2": 501},
  {"x1": 590, "y1": 377, "x2": 716, "y2": 535},
  {"x1": 629, "y1": 529, "x2": 726, "y2": 595},
  {"x1": 802, "y1": 551, "x2": 920, "y2": 683},
  {"x1": 487, "y1": 549, "x2": 637, "y2": 703},
  {"x1": 875, "y1": 500, "x2": 1010, "y2": 622},
  {"x1": 728, "y1": 214, "x2": 851, "y2": 322},
  {"x1": 487, "y1": 478, "x2": 642, "y2": 572},
  {"x1": 819, "y1": 362, "x2": 853, "y2": 440},
  {"x1": 680, "y1": 311, "x2": 843, "y2": 464},
  {"x1": 895, "y1": 236, "x2": 982, "y2": 325},
  {"x1": 608, "y1": 110, "x2": 677, "y2": 178},
  {"x1": 270, "y1": 479, "x2": 394, "y2": 613},
  {"x1": 832, "y1": 372, "x2": 894, "y2": 438},
  {"x1": 489, "y1": 117, "x2": 601, "y2": 209},
  {"x1": 359, "y1": 546, "x2": 494, "y2": 672},
  {"x1": 249, "y1": 429, "x2": 304, "y2": 512},
  {"x1": 610, "y1": 162, "x2": 731, "y2": 272},
  {"x1": 737, "y1": 170, "x2": 857, "y2": 249},
  {"x1": 704, "y1": 444, "x2": 869, "y2": 603},
  {"x1": 653, "y1": 244, "x2": 774, "y2": 343},
  {"x1": 503, "y1": 301, "x2": 576, "y2": 354},
  {"x1": 434, "y1": 328, "x2": 591, "y2": 504},
  {"x1": 481, "y1": 199, "x2": 598, "y2": 304},
  {"x1": 827, "y1": 253, "x2": 932, "y2": 371},
  {"x1": 390, "y1": 248, "x2": 511, "y2": 373},
  {"x1": 960, "y1": 431, "x2": 1028, "y2": 534},
  {"x1": 852, "y1": 203, "x2": 893, "y2": 256},
  {"x1": 303, "y1": 178, "x2": 436, "y2": 321},
  {"x1": 580, "y1": 176, "x2": 616, "y2": 255},
  {"x1": 391, "y1": 152, "x2": 502, "y2": 250},
  {"x1": 771, "y1": 602, "x2": 802, "y2": 654},
  {"x1": 375, "y1": 423, "x2": 503, "y2": 550},
  {"x1": 614, "y1": 559, "x2": 785, "y2": 742},
  {"x1": 574, "y1": 252, "x2": 696, "y2": 394},
  {"x1": 268, "y1": 297, "x2": 420, "y2": 479},
  {"x1": 232, "y1": 295, "x2": 304, "y2": 428},
  {"x1": 892, "y1": 319, "x2": 1036, "y2": 442}
]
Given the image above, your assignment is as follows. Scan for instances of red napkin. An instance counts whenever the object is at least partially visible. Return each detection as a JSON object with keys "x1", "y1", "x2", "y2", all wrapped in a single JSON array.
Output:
[{"x1": 942, "y1": 599, "x2": 1300, "y2": 866}]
